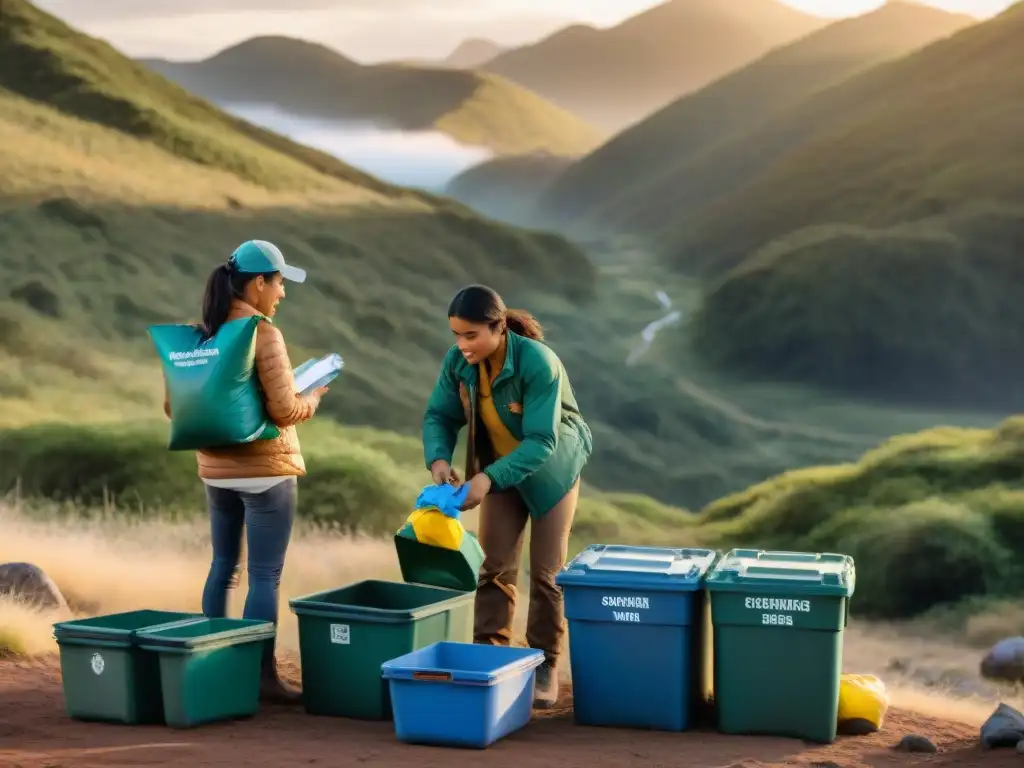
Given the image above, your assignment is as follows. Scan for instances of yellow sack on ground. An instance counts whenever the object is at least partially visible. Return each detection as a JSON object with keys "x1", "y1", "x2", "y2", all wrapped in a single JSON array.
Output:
[
  {"x1": 838, "y1": 673, "x2": 889, "y2": 734},
  {"x1": 403, "y1": 506, "x2": 464, "y2": 550}
]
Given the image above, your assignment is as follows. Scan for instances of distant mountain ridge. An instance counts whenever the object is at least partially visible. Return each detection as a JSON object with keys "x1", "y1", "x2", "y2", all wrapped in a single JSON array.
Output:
[
  {"x1": 538, "y1": 1, "x2": 977, "y2": 230},
  {"x1": 480, "y1": 0, "x2": 828, "y2": 131},
  {"x1": 141, "y1": 35, "x2": 603, "y2": 157}
]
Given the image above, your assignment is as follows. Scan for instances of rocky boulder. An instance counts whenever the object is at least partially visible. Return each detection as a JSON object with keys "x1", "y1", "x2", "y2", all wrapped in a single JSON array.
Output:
[
  {"x1": 0, "y1": 562, "x2": 69, "y2": 612},
  {"x1": 980, "y1": 637, "x2": 1024, "y2": 683}
]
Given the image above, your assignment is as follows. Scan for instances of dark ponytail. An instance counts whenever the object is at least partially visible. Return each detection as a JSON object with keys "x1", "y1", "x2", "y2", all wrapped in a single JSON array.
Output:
[
  {"x1": 200, "y1": 261, "x2": 277, "y2": 340},
  {"x1": 200, "y1": 264, "x2": 235, "y2": 340},
  {"x1": 505, "y1": 309, "x2": 544, "y2": 341},
  {"x1": 447, "y1": 284, "x2": 544, "y2": 341}
]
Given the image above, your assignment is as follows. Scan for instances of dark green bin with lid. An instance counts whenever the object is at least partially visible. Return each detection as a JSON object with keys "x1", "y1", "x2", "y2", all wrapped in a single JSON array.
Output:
[
  {"x1": 705, "y1": 549, "x2": 856, "y2": 744},
  {"x1": 53, "y1": 609, "x2": 202, "y2": 724},
  {"x1": 289, "y1": 528, "x2": 480, "y2": 720},
  {"x1": 136, "y1": 617, "x2": 276, "y2": 728}
]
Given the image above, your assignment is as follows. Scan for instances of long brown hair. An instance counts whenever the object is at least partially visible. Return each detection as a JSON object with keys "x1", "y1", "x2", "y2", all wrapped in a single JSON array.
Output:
[{"x1": 447, "y1": 284, "x2": 543, "y2": 340}]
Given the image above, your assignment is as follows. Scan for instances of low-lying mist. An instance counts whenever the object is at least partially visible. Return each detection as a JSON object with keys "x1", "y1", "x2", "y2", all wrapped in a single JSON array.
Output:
[{"x1": 226, "y1": 103, "x2": 493, "y2": 190}]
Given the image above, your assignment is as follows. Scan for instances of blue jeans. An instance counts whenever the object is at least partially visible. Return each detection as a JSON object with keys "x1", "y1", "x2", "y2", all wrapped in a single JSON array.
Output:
[{"x1": 201, "y1": 478, "x2": 297, "y2": 671}]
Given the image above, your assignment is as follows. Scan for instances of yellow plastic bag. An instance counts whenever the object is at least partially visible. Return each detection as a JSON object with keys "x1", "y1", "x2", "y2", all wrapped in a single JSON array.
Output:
[
  {"x1": 403, "y1": 506, "x2": 464, "y2": 550},
  {"x1": 838, "y1": 673, "x2": 889, "y2": 734}
]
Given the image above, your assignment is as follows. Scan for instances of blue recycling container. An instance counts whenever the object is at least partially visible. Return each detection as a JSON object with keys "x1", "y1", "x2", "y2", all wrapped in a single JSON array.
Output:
[
  {"x1": 556, "y1": 544, "x2": 719, "y2": 731},
  {"x1": 382, "y1": 641, "x2": 545, "y2": 748}
]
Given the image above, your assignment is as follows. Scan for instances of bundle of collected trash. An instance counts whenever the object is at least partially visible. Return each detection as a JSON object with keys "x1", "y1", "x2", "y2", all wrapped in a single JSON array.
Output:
[{"x1": 394, "y1": 483, "x2": 485, "y2": 593}]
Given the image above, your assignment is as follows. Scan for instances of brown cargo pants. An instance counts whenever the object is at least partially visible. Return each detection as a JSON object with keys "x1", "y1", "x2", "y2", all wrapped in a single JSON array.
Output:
[{"x1": 473, "y1": 478, "x2": 580, "y2": 666}]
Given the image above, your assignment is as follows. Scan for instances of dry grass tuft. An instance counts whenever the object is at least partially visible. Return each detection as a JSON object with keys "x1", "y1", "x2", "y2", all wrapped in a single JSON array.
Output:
[{"x1": 0, "y1": 504, "x2": 401, "y2": 655}]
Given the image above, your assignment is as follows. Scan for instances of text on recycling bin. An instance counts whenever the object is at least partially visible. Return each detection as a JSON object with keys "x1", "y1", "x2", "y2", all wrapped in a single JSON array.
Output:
[
  {"x1": 597, "y1": 595, "x2": 813, "y2": 624},
  {"x1": 602, "y1": 594, "x2": 650, "y2": 622},
  {"x1": 745, "y1": 596, "x2": 811, "y2": 626}
]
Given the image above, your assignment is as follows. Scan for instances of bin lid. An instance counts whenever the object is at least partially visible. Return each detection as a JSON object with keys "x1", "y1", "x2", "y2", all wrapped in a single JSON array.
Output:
[
  {"x1": 704, "y1": 549, "x2": 855, "y2": 597},
  {"x1": 555, "y1": 544, "x2": 719, "y2": 591},
  {"x1": 394, "y1": 529, "x2": 484, "y2": 593},
  {"x1": 52, "y1": 610, "x2": 202, "y2": 644},
  {"x1": 135, "y1": 617, "x2": 275, "y2": 651}
]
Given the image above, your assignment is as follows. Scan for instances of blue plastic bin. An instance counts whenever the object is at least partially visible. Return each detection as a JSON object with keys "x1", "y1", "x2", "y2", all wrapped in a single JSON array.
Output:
[
  {"x1": 381, "y1": 641, "x2": 545, "y2": 748},
  {"x1": 556, "y1": 544, "x2": 719, "y2": 731}
]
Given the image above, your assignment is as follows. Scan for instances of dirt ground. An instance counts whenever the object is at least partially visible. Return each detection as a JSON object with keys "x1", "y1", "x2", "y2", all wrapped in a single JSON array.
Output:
[{"x1": 0, "y1": 654, "x2": 1019, "y2": 768}]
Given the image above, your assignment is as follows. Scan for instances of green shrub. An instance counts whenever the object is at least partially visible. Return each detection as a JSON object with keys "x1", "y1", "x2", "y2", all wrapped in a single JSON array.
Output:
[
  {"x1": 697, "y1": 417, "x2": 1024, "y2": 619},
  {"x1": 0, "y1": 422, "x2": 201, "y2": 510},
  {"x1": 300, "y1": 449, "x2": 419, "y2": 535},
  {"x1": 0, "y1": 421, "x2": 416, "y2": 531},
  {"x1": 0, "y1": 420, "x2": 691, "y2": 546},
  {"x1": 835, "y1": 499, "x2": 1012, "y2": 619}
]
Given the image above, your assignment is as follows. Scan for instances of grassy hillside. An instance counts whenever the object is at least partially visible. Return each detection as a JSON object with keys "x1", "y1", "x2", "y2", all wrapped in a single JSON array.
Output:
[
  {"x1": 538, "y1": 2, "x2": 975, "y2": 229},
  {"x1": 0, "y1": 81, "x2": 593, "y2": 421},
  {"x1": 481, "y1": 0, "x2": 825, "y2": 132},
  {"x1": 680, "y1": 4, "x2": 1024, "y2": 407},
  {"x1": 689, "y1": 205, "x2": 1024, "y2": 408},
  {"x1": 0, "y1": 2, "x2": 593, "y2": 447},
  {"x1": 444, "y1": 152, "x2": 574, "y2": 224},
  {"x1": 0, "y1": 0, "x2": 409, "y2": 195},
  {"x1": 141, "y1": 36, "x2": 602, "y2": 157}
]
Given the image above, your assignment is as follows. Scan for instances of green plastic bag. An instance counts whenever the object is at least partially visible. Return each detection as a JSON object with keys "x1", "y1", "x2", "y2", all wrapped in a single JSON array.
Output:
[{"x1": 149, "y1": 316, "x2": 280, "y2": 451}]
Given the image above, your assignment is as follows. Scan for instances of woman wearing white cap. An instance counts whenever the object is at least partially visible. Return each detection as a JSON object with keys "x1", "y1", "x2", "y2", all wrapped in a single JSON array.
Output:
[{"x1": 163, "y1": 240, "x2": 326, "y2": 705}]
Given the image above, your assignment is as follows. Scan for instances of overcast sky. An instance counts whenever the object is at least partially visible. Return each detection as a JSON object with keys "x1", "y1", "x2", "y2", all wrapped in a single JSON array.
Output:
[{"x1": 33, "y1": 0, "x2": 1015, "y2": 63}]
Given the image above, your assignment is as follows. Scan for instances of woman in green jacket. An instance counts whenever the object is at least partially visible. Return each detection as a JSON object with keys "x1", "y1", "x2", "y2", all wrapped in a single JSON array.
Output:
[{"x1": 422, "y1": 284, "x2": 593, "y2": 709}]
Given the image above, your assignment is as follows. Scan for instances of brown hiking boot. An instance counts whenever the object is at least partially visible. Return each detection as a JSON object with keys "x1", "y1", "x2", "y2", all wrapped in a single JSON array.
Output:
[{"x1": 533, "y1": 661, "x2": 558, "y2": 709}]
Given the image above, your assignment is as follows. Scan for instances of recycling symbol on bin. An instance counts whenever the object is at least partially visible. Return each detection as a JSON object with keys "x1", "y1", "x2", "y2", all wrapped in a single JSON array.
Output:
[{"x1": 90, "y1": 652, "x2": 105, "y2": 676}]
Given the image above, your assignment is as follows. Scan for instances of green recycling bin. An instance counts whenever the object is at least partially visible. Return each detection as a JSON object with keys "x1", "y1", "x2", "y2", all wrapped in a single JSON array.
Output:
[
  {"x1": 53, "y1": 609, "x2": 202, "y2": 724},
  {"x1": 290, "y1": 499, "x2": 483, "y2": 720},
  {"x1": 705, "y1": 549, "x2": 856, "y2": 744},
  {"x1": 136, "y1": 617, "x2": 276, "y2": 728},
  {"x1": 289, "y1": 580, "x2": 474, "y2": 720}
]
